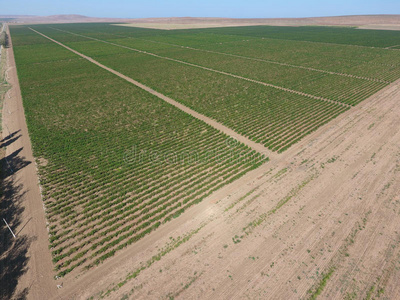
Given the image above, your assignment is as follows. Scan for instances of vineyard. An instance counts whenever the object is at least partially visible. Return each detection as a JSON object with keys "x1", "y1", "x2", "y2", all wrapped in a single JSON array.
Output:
[
  {"x1": 31, "y1": 26, "x2": 400, "y2": 106},
  {"x1": 11, "y1": 27, "x2": 266, "y2": 277},
  {"x1": 9, "y1": 23, "x2": 400, "y2": 278}
]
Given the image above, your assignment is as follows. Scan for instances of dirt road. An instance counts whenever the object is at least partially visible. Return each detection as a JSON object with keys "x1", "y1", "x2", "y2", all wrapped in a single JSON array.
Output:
[
  {"x1": 29, "y1": 27, "x2": 271, "y2": 156},
  {"x1": 42, "y1": 27, "x2": 351, "y2": 108},
  {"x1": 4, "y1": 25, "x2": 400, "y2": 300},
  {"x1": 57, "y1": 77, "x2": 400, "y2": 299},
  {"x1": 2, "y1": 26, "x2": 57, "y2": 299}
]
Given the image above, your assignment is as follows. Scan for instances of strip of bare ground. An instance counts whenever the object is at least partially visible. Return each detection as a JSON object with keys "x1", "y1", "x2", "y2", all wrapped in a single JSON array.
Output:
[
  {"x1": 28, "y1": 27, "x2": 272, "y2": 156},
  {"x1": 82, "y1": 29, "x2": 389, "y2": 84},
  {"x1": 2, "y1": 26, "x2": 57, "y2": 299},
  {"x1": 45, "y1": 27, "x2": 351, "y2": 108},
  {"x1": 112, "y1": 77, "x2": 400, "y2": 300},
  {"x1": 10, "y1": 27, "x2": 399, "y2": 300},
  {"x1": 57, "y1": 77, "x2": 400, "y2": 300}
]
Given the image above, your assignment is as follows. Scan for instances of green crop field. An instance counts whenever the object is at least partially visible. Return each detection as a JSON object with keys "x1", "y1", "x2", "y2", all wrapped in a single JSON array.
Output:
[
  {"x1": 9, "y1": 23, "x2": 400, "y2": 278},
  {"x1": 11, "y1": 27, "x2": 266, "y2": 277},
  {"x1": 20, "y1": 23, "x2": 400, "y2": 152}
]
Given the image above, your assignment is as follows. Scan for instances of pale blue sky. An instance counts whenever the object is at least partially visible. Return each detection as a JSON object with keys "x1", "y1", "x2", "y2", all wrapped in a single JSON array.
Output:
[{"x1": 2, "y1": 0, "x2": 399, "y2": 18}]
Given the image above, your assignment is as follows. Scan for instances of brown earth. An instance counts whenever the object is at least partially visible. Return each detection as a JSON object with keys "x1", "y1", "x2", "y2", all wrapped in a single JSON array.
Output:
[
  {"x1": 116, "y1": 15, "x2": 400, "y2": 30},
  {"x1": 1, "y1": 26, "x2": 57, "y2": 299},
  {"x1": 57, "y1": 71, "x2": 400, "y2": 300},
  {"x1": 4, "y1": 22, "x2": 400, "y2": 300},
  {"x1": 358, "y1": 24, "x2": 400, "y2": 31},
  {"x1": 3, "y1": 14, "x2": 400, "y2": 30}
]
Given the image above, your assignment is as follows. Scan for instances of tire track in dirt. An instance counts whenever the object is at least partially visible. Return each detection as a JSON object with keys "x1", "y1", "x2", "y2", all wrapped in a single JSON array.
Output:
[
  {"x1": 28, "y1": 27, "x2": 271, "y2": 156},
  {"x1": 321, "y1": 136, "x2": 400, "y2": 299}
]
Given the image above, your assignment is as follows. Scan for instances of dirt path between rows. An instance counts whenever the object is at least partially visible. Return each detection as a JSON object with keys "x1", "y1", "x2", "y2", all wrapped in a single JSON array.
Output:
[
  {"x1": 29, "y1": 27, "x2": 272, "y2": 157},
  {"x1": 2, "y1": 26, "x2": 57, "y2": 299},
  {"x1": 47, "y1": 27, "x2": 351, "y2": 108},
  {"x1": 6, "y1": 25, "x2": 400, "y2": 300},
  {"x1": 56, "y1": 78, "x2": 400, "y2": 299},
  {"x1": 100, "y1": 31, "x2": 389, "y2": 84}
]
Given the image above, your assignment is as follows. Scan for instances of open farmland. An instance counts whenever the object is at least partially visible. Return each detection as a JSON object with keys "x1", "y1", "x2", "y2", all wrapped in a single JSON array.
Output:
[
  {"x1": 17, "y1": 24, "x2": 400, "y2": 152},
  {"x1": 10, "y1": 27, "x2": 266, "y2": 278},
  {"x1": 5, "y1": 22, "x2": 400, "y2": 299}
]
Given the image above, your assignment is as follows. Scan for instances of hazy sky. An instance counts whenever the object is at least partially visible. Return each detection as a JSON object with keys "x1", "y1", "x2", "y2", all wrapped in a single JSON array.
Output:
[{"x1": 2, "y1": 0, "x2": 400, "y2": 18}]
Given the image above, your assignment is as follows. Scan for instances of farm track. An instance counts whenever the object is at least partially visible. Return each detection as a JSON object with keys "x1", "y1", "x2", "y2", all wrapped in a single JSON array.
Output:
[
  {"x1": 208, "y1": 32, "x2": 400, "y2": 51},
  {"x1": 50, "y1": 75, "x2": 400, "y2": 299},
  {"x1": 92, "y1": 30, "x2": 390, "y2": 84},
  {"x1": 45, "y1": 27, "x2": 351, "y2": 108},
  {"x1": 2, "y1": 26, "x2": 56, "y2": 299},
  {"x1": 50, "y1": 75, "x2": 400, "y2": 300},
  {"x1": 6, "y1": 24, "x2": 400, "y2": 300},
  {"x1": 28, "y1": 27, "x2": 271, "y2": 157},
  {"x1": 386, "y1": 44, "x2": 400, "y2": 49}
]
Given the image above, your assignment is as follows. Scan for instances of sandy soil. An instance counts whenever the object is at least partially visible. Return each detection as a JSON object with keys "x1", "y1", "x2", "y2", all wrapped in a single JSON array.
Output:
[
  {"x1": 56, "y1": 72, "x2": 400, "y2": 300},
  {"x1": 112, "y1": 23, "x2": 275, "y2": 30},
  {"x1": 20, "y1": 29, "x2": 399, "y2": 300},
  {"x1": 5, "y1": 14, "x2": 400, "y2": 30},
  {"x1": 358, "y1": 24, "x2": 400, "y2": 31},
  {"x1": 116, "y1": 15, "x2": 400, "y2": 30},
  {"x1": 5, "y1": 24, "x2": 400, "y2": 300},
  {"x1": 2, "y1": 26, "x2": 57, "y2": 299}
]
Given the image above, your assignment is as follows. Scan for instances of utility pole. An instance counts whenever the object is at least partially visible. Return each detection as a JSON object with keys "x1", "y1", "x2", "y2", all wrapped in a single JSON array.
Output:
[{"x1": 3, "y1": 218, "x2": 16, "y2": 238}]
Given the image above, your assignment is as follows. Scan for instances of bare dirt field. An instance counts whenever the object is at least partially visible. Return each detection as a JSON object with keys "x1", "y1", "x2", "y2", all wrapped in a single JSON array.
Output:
[
  {"x1": 4, "y1": 14, "x2": 400, "y2": 30},
  {"x1": 358, "y1": 24, "x2": 400, "y2": 31},
  {"x1": 29, "y1": 42, "x2": 399, "y2": 300},
  {"x1": 53, "y1": 77, "x2": 400, "y2": 300},
  {"x1": 112, "y1": 23, "x2": 274, "y2": 30},
  {"x1": 116, "y1": 15, "x2": 400, "y2": 30},
  {"x1": 4, "y1": 23, "x2": 400, "y2": 300}
]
